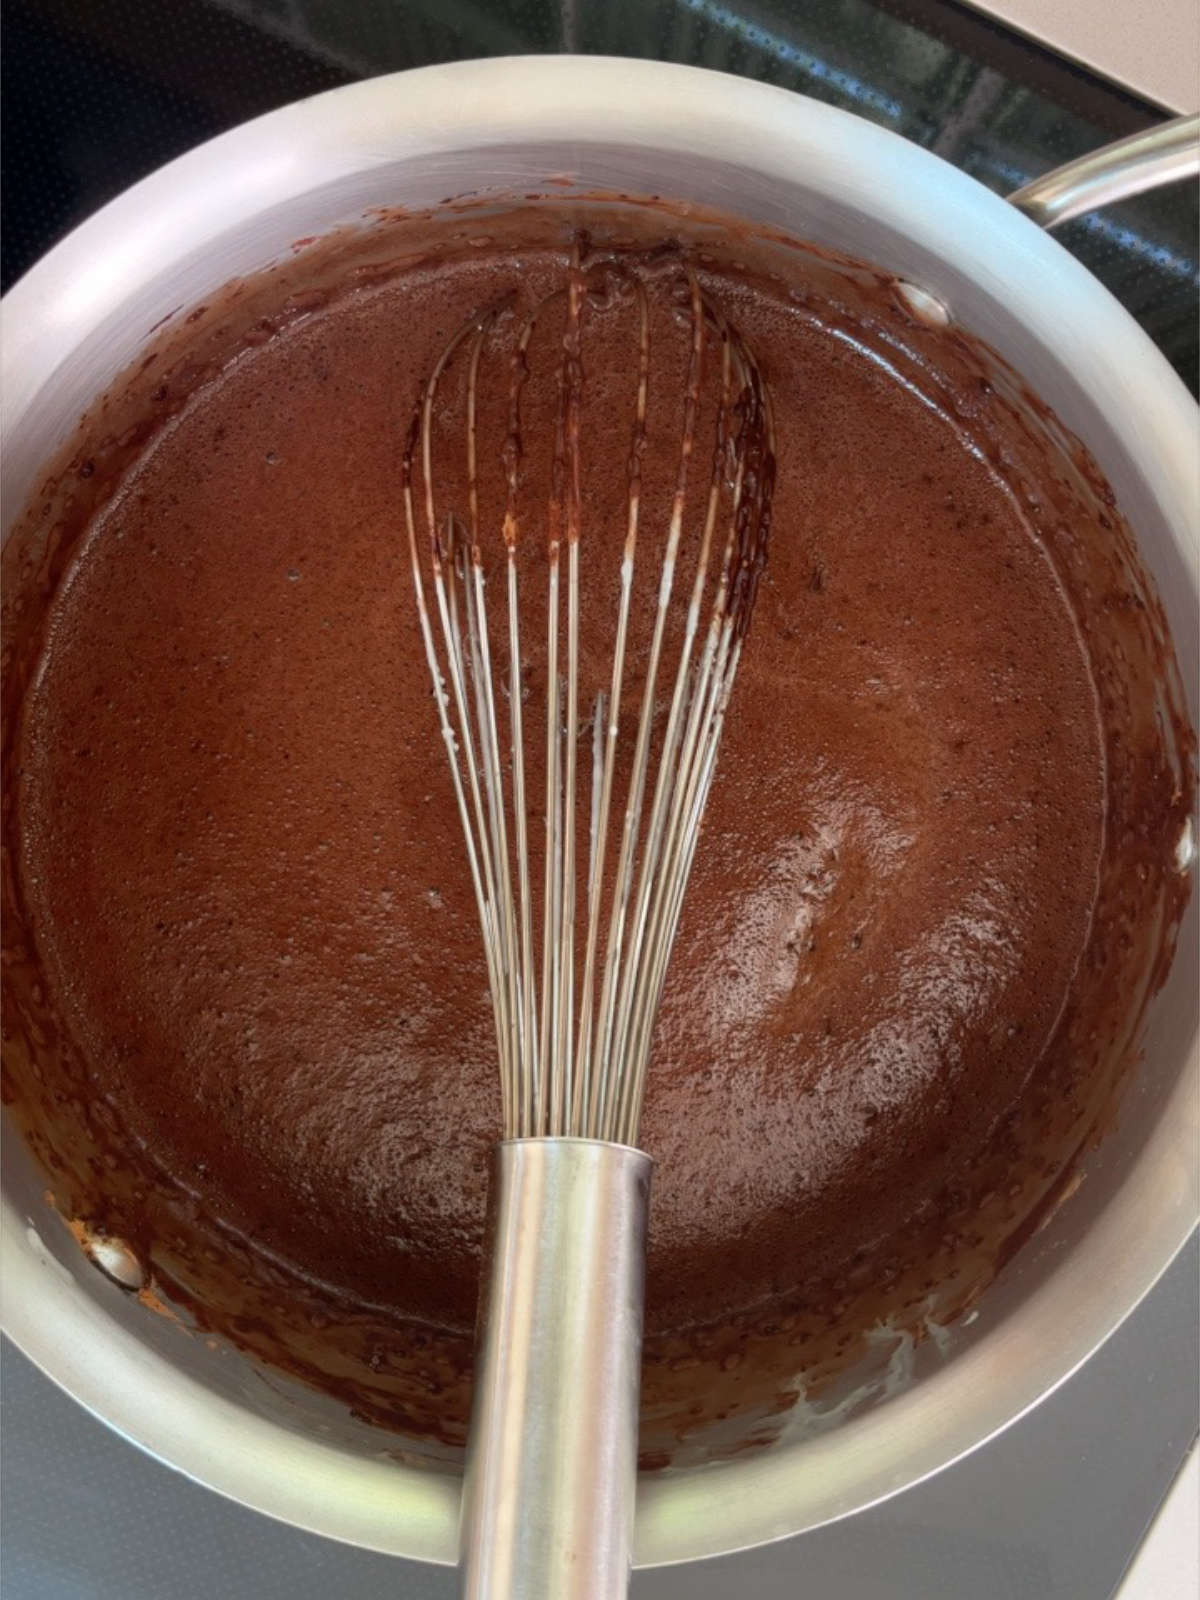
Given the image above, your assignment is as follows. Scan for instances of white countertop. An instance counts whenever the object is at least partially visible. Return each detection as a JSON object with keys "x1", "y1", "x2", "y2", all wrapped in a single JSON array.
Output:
[
  {"x1": 966, "y1": 0, "x2": 1199, "y2": 111},
  {"x1": 1118, "y1": 1446, "x2": 1199, "y2": 1600}
]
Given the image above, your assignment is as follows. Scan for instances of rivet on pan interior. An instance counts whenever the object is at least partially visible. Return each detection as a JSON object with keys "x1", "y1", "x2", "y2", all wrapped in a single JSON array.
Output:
[
  {"x1": 83, "y1": 1232, "x2": 146, "y2": 1291},
  {"x1": 1176, "y1": 816, "x2": 1196, "y2": 873},
  {"x1": 895, "y1": 281, "x2": 951, "y2": 328}
]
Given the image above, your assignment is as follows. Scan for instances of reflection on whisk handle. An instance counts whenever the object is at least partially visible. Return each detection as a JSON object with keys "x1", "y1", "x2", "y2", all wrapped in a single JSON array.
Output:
[{"x1": 460, "y1": 1138, "x2": 652, "y2": 1599}]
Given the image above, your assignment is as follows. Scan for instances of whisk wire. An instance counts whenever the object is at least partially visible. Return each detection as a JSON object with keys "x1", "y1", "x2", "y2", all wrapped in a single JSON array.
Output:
[
  {"x1": 590, "y1": 274, "x2": 708, "y2": 1138},
  {"x1": 555, "y1": 253, "x2": 585, "y2": 1137},
  {"x1": 503, "y1": 311, "x2": 539, "y2": 1134},
  {"x1": 578, "y1": 279, "x2": 650, "y2": 1138},
  {"x1": 402, "y1": 413, "x2": 507, "y2": 1123}
]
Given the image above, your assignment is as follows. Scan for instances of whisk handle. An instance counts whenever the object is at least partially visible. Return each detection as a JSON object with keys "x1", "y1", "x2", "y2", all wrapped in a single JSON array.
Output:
[{"x1": 459, "y1": 1137, "x2": 652, "y2": 1600}]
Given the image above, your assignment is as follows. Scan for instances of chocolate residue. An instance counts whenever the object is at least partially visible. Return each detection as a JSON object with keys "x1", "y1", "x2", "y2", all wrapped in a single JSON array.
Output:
[{"x1": 2, "y1": 200, "x2": 1193, "y2": 1464}]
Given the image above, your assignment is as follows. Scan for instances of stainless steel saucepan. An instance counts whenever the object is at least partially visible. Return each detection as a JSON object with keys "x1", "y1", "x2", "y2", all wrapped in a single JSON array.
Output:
[{"x1": 2, "y1": 58, "x2": 1196, "y2": 1569}]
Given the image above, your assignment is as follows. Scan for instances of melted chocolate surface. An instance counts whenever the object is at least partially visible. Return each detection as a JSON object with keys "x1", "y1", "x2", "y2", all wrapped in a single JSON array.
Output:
[{"x1": 3, "y1": 203, "x2": 1191, "y2": 1456}]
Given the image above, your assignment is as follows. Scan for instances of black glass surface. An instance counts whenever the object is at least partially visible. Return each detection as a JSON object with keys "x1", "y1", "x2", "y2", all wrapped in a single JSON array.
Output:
[{"x1": 3, "y1": 0, "x2": 1196, "y2": 392}]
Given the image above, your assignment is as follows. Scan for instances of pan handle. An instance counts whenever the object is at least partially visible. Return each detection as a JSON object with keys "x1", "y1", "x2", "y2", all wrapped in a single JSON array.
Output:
[{"x1": 1007, "y1": 111, "x2": 1199, "y2": 228}]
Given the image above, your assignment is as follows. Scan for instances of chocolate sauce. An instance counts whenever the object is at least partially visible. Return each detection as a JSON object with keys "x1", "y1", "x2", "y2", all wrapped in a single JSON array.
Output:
[{"x1": 3, "y1": 203, "x2": 1192, "y2": 1457}]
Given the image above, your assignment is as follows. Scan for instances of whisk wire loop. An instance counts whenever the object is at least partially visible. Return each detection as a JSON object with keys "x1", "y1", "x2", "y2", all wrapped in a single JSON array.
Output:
[{"x1": 403, "y1": 247, "x2": 774, "y2": 1148}]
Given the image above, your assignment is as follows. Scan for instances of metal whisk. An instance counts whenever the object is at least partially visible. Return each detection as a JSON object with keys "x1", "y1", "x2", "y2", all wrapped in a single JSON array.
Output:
[{"x1": 402, "y1": 243, "x2": 774, "y2": 1600}]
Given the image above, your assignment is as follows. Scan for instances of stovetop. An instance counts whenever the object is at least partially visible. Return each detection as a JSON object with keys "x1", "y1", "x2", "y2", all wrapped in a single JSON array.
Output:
[
  {"x1": 4, "y1": 0, "x2": 1197, "y2": 392},
  {"x1": 2, "y1": 5, "x2": 1197, "y2": 1597}
]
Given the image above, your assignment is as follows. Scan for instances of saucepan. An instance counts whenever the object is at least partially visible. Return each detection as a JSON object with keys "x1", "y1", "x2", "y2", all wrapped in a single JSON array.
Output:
[{"x1": 2, "y1": 58, "x2": 1197, "y2": 1568}]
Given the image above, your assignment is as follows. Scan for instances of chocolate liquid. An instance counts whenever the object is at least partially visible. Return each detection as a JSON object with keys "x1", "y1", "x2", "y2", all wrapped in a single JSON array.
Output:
[{"x1": 3, "y1": 203, "x2": 1191, "y2": 1457}]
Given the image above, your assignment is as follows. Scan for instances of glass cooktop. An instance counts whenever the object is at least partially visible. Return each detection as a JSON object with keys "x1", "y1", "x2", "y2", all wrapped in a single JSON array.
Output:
[
  {"x1": 3, "y1": 0, "x2": 1197, "y2": 390},
  {"x1": 2, "y1": 6, "x2": 1197, "y2": 1598}
]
